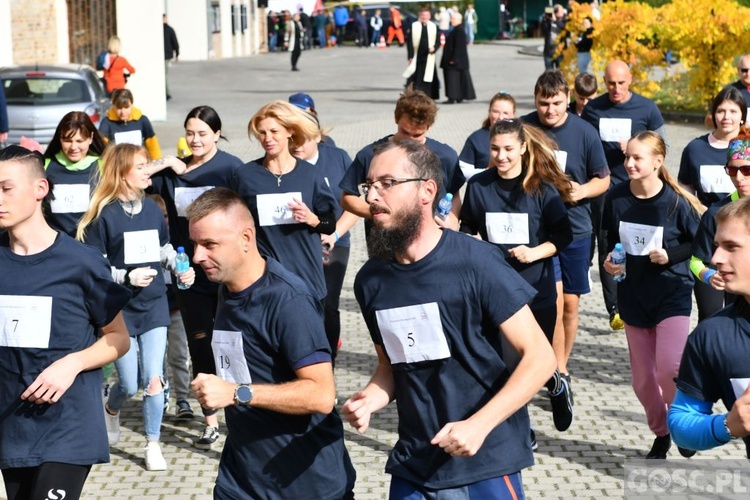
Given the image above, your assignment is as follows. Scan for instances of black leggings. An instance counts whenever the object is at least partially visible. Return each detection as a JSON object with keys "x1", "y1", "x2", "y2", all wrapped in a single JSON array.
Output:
[
  {"x1": 2, "y1": 462, "x2": 91, "y2": 500},
  {"x1": 175, "y1": 286, "x2": 219, "y2": 417},
  {"x1": 323, "y1": 245, "x2": 350, "y2": 364}
]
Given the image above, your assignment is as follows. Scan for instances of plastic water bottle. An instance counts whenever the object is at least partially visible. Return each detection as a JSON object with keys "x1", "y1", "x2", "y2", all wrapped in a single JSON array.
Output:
[
  {"x1": 435, "y1": 193, "x2": 453, "y2": 220},
  {"x1": 175, "y1": 246, "x2": 191, "y2": 290},
  {"x1": 611, "y1": 243, "x2": 627, "y2": 282}
]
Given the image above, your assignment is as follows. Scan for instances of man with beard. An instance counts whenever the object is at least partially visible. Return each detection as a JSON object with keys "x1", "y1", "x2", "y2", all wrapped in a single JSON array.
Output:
[{"x1": 341, "y1": 139, "x2": 556, "y2": 499}]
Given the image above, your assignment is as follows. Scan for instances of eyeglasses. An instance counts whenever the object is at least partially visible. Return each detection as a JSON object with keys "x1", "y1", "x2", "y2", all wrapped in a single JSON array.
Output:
[
  {"x1": 740, "y1": 68, "x2": 750, "y2": 74},
  {"x1": 358, "y1": 178, "x2": 427, "y2": 197},
  {"x1": 725, "y1": 165, "x2": 750, "y2": 176}
]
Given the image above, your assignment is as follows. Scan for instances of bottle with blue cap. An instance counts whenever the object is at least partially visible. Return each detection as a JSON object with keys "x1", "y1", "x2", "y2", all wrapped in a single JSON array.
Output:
[
  {"x1": 435, "y1": 193, "x2": 453, "y2": 221},
  {"x1": 175, "y1": 246, "x2": 191, "y2": 290},
  {"x1": 610, "y1": 243, "x2": 626, "y2": 282}
]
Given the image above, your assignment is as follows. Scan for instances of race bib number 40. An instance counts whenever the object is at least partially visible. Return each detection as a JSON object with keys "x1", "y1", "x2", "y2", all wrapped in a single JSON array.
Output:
[
  {"x1": 619, "y1": 221, "x2": 663, "y2": 256},
  {"x1": 212, "y1": 330, "x2": 252, "y2": 384},
  {"x1": 0, "y1": 295, "x2": 52, "y2": 349},
  {"x1": 375, "y1": 302, "x2": 450, "y2": 364},
  {"x1": 486, "y1": 212, "x2": 530, "y2": 245}
]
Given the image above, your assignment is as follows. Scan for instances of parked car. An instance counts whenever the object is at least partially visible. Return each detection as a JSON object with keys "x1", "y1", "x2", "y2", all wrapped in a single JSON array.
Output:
[
  {"x1": 0, "y1": 64, "x2": 109, "y2": 146},
  {"x1": 343, "y1": 4, "x2": 417, "y2": 44}
]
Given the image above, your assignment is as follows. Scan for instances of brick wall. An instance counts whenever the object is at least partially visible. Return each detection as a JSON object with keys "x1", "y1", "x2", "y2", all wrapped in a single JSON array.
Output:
[{"x1": 11, "y1": 0, "x2": 59, "y2": 64}]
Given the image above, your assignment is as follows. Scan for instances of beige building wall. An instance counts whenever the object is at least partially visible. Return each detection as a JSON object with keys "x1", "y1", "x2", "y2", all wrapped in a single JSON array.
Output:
[
  {"x1": 0, "y1": 0, "x2": 13, "y2": 67},
  {"x1": 10, "y1": 0, "x2": 59, "y2": 64}
]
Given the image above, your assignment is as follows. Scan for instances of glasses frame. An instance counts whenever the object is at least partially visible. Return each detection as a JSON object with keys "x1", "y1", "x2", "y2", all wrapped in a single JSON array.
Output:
[
  {"x1": 358, "y1": 178, "x2": 427, "y2": 197},
  {"x1": 724, "y1": 164, "x2": 750, "y2": 177}
]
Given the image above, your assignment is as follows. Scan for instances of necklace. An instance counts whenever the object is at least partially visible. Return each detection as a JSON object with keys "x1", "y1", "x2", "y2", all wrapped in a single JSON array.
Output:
[{"x1": 267, "y1": 162, "x2": 294, "y2": 186}]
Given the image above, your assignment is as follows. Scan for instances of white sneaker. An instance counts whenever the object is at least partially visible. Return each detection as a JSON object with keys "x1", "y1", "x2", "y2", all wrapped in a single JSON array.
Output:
[
  {"x1": 104, "y1": 404, "x2": 120, "y2": 446},
  {"x1": 144, "y1": 442, "x2": 167, "y2": 471}
]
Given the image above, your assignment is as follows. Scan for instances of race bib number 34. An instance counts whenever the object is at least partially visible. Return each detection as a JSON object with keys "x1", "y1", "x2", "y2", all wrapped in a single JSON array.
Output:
[
  {"x1": 211, "y1": 330, "x2": 252, "y2": 384},
  {"x1": 375, "y1": 302, "x2": 450, "y2": 364},
  {"x1": 619, "y1": 221, "x2": 663, "y2": 256}
]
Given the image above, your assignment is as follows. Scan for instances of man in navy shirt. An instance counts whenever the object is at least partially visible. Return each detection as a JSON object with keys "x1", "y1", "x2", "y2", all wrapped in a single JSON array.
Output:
[
  {"x1": 522, "y1": 69, "x2": 610, "y2": 387},
  {"x1": 669, "y1": 196, "x2": 750, "y2": 456},
  {"x1": 187, "y1": 188, "x2": 355, "y2": 499},
  {"x1": 581, "y1": 60, "x2": 666, "y2": 330},
  {"x1": 730, "y1": 54, "x2": 750, "y2": 108},
  {"x1": 342, "y1": 139, "x2": 556, "y2": 498},
  {"x1": 340, "y1": 86, "x2": 465, "y2": 233}
]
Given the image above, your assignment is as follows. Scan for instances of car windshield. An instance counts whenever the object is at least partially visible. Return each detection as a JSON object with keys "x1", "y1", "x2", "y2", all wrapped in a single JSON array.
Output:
[{"x1": 3, "y1": 76, "x2": 88, "y2": 106}]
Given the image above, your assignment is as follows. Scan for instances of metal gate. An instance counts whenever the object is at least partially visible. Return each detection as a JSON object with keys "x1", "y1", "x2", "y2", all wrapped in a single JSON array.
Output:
[{"x1": 67, "y1": 0, "x2": 117, "y2": 66}]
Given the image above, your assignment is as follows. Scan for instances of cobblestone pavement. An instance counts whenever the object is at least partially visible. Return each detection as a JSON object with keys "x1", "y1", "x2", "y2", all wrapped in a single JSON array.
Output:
[{"x1": 3, "y1": 40, "x2": 745, "y2": 499}]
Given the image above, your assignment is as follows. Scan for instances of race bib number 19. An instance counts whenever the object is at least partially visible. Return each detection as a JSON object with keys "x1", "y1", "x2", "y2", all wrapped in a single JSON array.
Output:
[{"x1": 211, "y1": 330, "x2": 252, "y2": 384}]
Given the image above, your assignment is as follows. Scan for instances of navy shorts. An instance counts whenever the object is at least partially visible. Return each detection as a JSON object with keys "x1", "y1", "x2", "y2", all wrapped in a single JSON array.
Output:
[
  {"x1": 390, "y1": 472, "x2": 525, "y2": 500},
  {"x1": 557, "y1": 236, "x2": 592, "y2": 295}
]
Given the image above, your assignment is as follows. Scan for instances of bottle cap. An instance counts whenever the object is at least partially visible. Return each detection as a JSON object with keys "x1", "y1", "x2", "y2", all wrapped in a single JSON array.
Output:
[
  {"x1": 445, "y1": 193, "x2": 453, "y2": 201},
  {"x1": 177, "y1": 246, "x2": 185, "y2": 253}
]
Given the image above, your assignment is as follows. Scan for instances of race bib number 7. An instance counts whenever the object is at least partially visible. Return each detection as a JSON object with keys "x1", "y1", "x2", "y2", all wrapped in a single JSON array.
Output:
[
  {"x1": 0, "y1": 295, "x2": 53, "y2": 349},
  {"x1": 375, "y1": 302, "x2": 450, "y2": 364}
]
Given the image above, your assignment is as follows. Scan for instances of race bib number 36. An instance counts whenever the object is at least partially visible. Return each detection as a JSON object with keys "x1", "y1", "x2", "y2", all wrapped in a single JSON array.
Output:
[
  {"x1": 0, "y1": 295, "x2": 52, "y2": 349},
  {"x1": 211, "y1": 330, "x2": 252, "y2": 384},
  {"x1": 486, "y1": 212, "x2": 530, "y2": 245},
  {"x1": 375, "y1": 302, "x2": 450, "y2": 364},
  {"x1": 619, "y1": 221, "x2": 663, "y2": 256}
]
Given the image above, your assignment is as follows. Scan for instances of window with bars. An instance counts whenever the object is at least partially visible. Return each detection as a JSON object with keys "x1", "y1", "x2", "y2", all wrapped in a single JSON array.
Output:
[{"x1": 66, "y1": 0, "x2": 117, "y2": 67}]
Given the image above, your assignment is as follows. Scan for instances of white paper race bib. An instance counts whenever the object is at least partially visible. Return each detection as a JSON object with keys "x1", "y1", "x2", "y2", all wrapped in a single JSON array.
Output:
[
  {"x1": 0, "y1": 295, "x2": 52, "y2": 349},
  {"x1": 174, "y1": 186, "x2": 214, "y2": 217},
  {"x1": 699, "y1": 165, "x2": 734, "y2": 194},
  {"x1": 257, "y1": 192, "x2": 302, "y2": 227},
  {"x1": 486, "y1": 212, "x2": 530, "y2": 245},
  {"x1": 731, "y1": 378, "x2": 750, "y2": 399},
  {"x1": 375, "y1": 302, "x2": 450, "y2": 364},
  {"x1": 123, "y1": 229, "x2": 161, "y2": 264},
  {"x1": 50, "y1": 184, "x2": 90, "y2": 213},
  {"x1": 555, "y1": 150, "x2": 568, "y2": 173},
  {"x1": 114, "y1": 130, "x2": 143, "y2": 146},
  {"x1": 212, "y1": 330, "x2": 252, "y2": 383},
  {"x1": 599, "y1": 118, "x2": 632, "y2": 142},
  {"x1": 619, "y1": 221, "x2": 663, "y2": 256}
]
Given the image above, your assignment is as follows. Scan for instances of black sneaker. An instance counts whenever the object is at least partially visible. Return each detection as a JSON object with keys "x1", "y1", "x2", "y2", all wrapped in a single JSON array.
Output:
[
  {"x1": 562, "y1": 373, "x2": 574, "y2": 406},
  {"x1": 646, "y1": 434, "x2": 671, "y2": 459},
  {"x1": 175, "y1": 399, "x2": 194, "y2": 420},
  {"x1": 195, "y1": 426, "x2": 220, "y2": 450},
  {"x1": 549, "y1": 377, "x2": 574, "y2": 431},
  {"x1": 677, "y1": 446, "x2": 696, "y2": 458},
  {"x1": 530, "y1": 429, "x2": 538, "y2": 451}
]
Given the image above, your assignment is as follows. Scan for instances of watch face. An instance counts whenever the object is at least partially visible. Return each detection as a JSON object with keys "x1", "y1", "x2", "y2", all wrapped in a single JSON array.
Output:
[{"x1": 236, "y1": 385, "x2": 252, "y2": 404}]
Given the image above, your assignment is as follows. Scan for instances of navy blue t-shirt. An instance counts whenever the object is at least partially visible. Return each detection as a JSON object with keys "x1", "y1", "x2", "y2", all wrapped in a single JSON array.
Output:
[
  {"x1": 149, "y1": 149, "x2": 242, "y2": 295},
  {"x1": 730, "y1": 80, "x2": 750, "y2": 108},
  {"x1": 459, "y1": 126, "x2": 490, "y2": 175},
  {"x1": 0, "y1": 232, "x2": 131, "y2": 468},
  {"x1": 677, "y1": 298, "x2": 750, "y2": 412},
  {"x1": 677, "y1": 134, "x2": 733, "y2": 207},
  {"x1": 99, "y1": 114, "x2": 156, "y2": 145},
  {"x1": 212, "y1": 258, "x2": 355, "y2": 499},
  {"x1": 603, "y1": 182, "x2": 700, "y2": 327},
  {"x1": 83, "y1": 198, "x2": 170, "y2": 336},
  {"x1": 460, "y1": 169, "x2": 572, "y2": 309},
  {"x1": 355, "y1": 230, "x2": 537, "y2": 489},
  {"x1": 308, "y1": 144, "x2": 353, "y2": 248},
  {"x1": 44, "y1": 155, "x2": 100, "y2": 237},
  {"x1": 232, "y1": 158, "x2": 337, "y2": 300},
  {"x1": 522, "y1": 112, "x2": 610, "y2": 238},
  {"x1": 691, "y1": 191, "x2": 739, "y2": 264},
  {"x1": 581, "y1": 92, "x2": 665, "y2": 184}
]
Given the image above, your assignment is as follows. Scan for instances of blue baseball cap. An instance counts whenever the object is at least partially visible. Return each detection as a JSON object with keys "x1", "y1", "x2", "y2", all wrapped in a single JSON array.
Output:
[{"x1": 289, "y1": 92, "x2": 315, "y2": 110}]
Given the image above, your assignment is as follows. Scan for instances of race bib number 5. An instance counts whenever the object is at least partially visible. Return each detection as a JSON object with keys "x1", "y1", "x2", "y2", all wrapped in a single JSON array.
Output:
[
  {"x1": 211, "y1": 330, "x2": 252, "y2": 384},
  {"x1": 375, "y1": 302, "x2": 450, "y2": 364}
]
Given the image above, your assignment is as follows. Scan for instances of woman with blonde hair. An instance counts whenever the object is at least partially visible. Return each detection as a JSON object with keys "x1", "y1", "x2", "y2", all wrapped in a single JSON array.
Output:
[
  {"x1": 460, "y1": 118, "x2": 575, "y2": 449},
  {"x1": 603, "y1": 130, "x2": 704, "y2": 459},
  {"x1": 233, "y1": 100, "x2": 337, "y2": 306},
  {"x1": 102, "y1": 36, "x2": 135, "y2": 96},
  {"x1": 77, "y1": 143, "x2": 195, "y2": 471}
]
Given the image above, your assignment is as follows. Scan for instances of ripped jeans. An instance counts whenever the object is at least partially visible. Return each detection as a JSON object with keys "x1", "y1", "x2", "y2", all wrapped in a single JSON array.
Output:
[{"x1": 107, "y1": 326, "x2": 168, "y2": 442}]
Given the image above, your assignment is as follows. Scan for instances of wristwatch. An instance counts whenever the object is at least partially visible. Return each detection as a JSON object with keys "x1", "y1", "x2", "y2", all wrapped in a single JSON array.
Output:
[
  {"x1": 724, "y1": 415, "x2": 739, "y2": 440},
  {"x1": 234, "y1": 384, "x2": 253, "y2": 406}
]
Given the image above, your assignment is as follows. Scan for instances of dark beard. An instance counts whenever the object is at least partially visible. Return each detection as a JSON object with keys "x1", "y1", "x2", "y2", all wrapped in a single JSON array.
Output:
[{"x1": 367, "y1": 203, "x2": 423, "y2": 261}]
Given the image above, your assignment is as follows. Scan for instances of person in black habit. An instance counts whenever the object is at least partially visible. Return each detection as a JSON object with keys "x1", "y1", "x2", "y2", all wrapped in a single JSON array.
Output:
[
  {"x1": 286, "y1": 12, "x2": 303, "y2": 71},
  {"x1": 404, "y1": 7, "x2": 440, "y2": 100},
  {"x1": 440, "y1": 12, "x2": 476, "y2": 104}
]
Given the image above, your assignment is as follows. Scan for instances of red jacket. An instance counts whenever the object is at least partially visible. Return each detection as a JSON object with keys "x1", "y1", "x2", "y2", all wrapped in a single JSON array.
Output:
[{"x1": 103, "y1": 54, "x2": 135, "y2": 93}]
